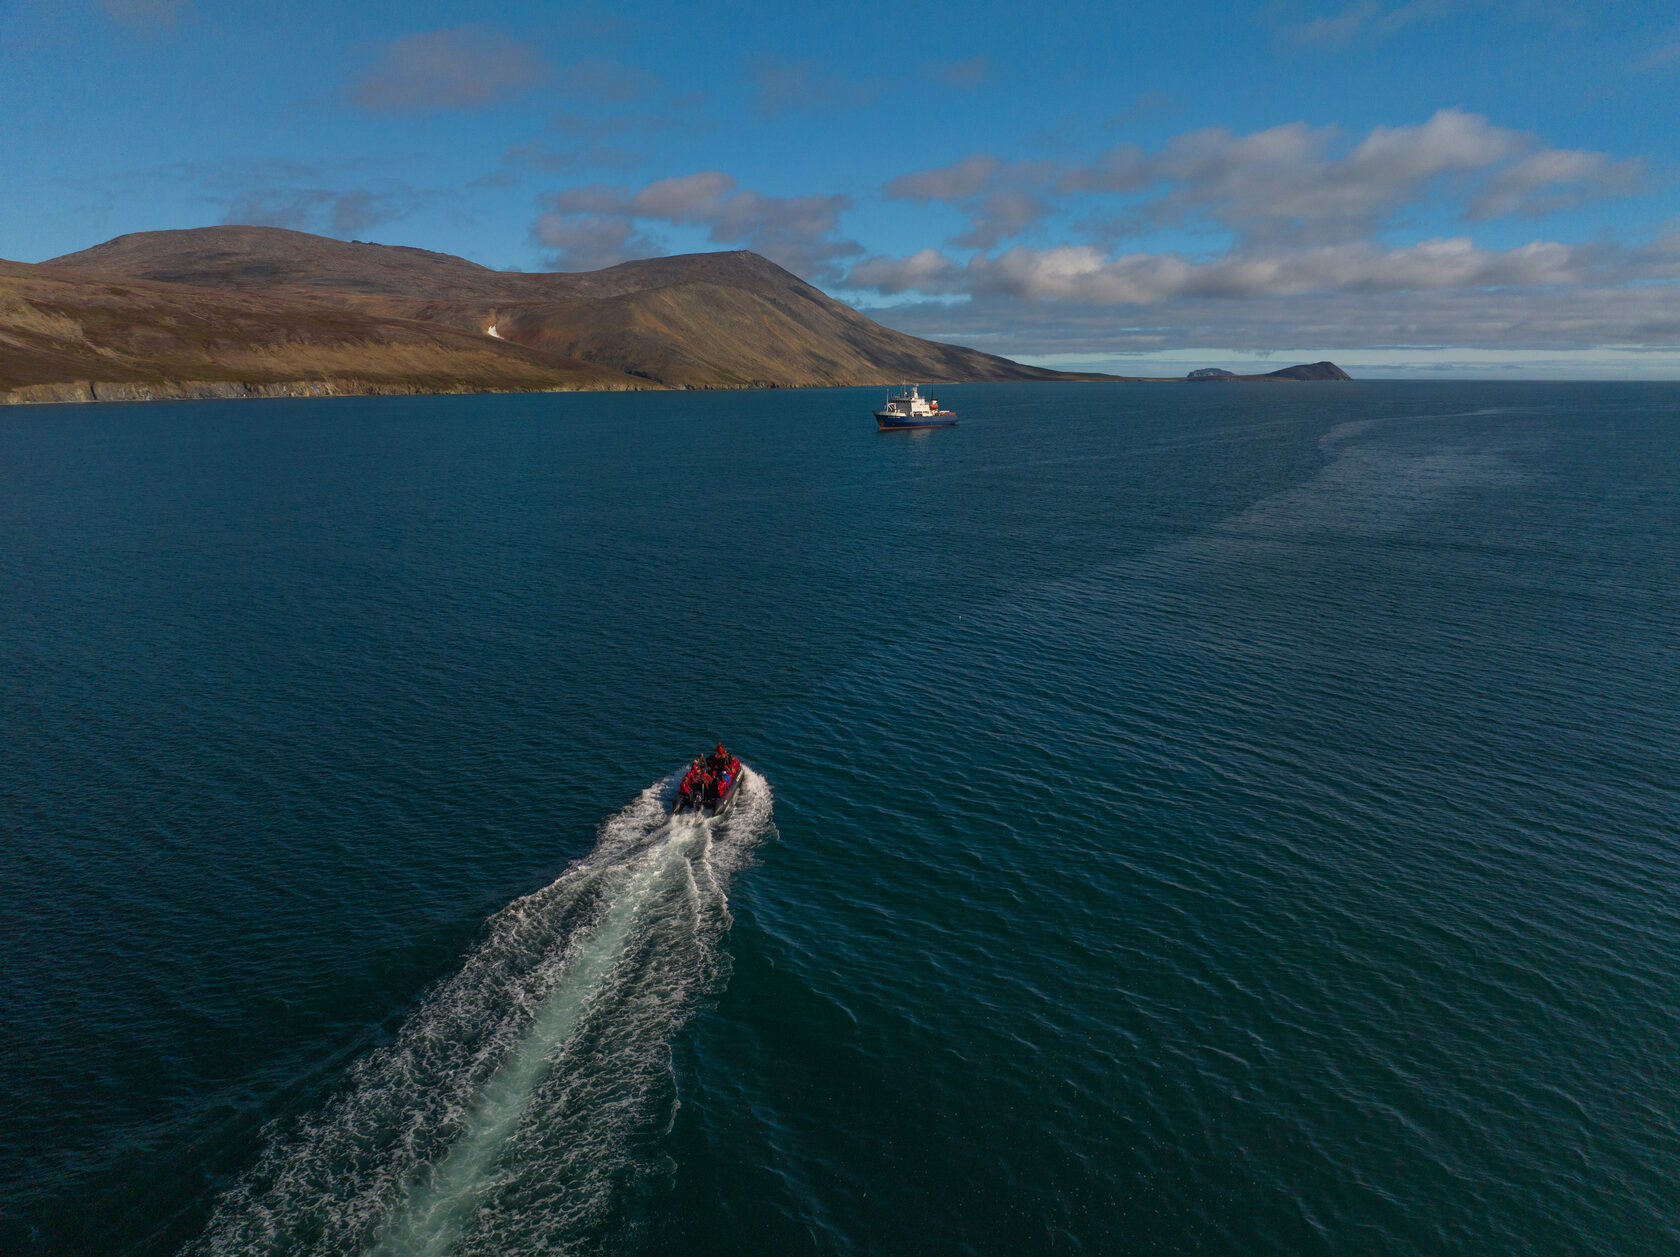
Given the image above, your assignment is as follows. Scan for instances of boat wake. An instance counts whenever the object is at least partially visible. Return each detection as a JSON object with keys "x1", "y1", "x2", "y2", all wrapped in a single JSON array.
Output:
[{"x1": 189, "y1": 770, "x2": 774, "y2": 1256}]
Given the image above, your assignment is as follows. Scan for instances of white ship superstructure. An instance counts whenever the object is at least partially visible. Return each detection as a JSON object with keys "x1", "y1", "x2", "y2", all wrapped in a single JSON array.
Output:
[{"x1": 873, "y1": 384, "x2": 958, "y2": 430}]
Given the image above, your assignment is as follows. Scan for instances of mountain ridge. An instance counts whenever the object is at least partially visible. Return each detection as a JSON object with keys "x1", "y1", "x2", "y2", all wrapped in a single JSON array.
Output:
[{"x1": 3, "y1": 227, "x2": 1347, "y2": 403}]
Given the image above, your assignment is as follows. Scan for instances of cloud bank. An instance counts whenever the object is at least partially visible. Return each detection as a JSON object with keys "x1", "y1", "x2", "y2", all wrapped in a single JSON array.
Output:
[
  {"x1": 880, "y1": 110, "x2": 1641, "y2": 251},
  {"x1": 512, "y1": 106, "x2": 1666, "y2": 359},
  {"x1": 838, "y1": 110, "x2": 1671, "y2": 356}
]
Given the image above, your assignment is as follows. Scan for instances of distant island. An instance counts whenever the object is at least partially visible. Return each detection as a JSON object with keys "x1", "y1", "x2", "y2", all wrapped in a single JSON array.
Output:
[
  {"x1": 1187, "y1": 362, "x2": 1352, "y2": 382},
  {"x1": 0, "y1": 227, "x2": 1348, "y2": 405}
]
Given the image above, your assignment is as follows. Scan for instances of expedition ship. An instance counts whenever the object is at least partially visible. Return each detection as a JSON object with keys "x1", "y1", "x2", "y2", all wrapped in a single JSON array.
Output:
[{"x1": 874, "y1": 385, "x2": 957, "y2": 430}]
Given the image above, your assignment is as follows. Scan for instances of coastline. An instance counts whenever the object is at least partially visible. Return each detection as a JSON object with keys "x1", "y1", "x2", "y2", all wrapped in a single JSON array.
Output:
[
  {"x1": 0, "y1": 372, "x2": 1348, "y2": 408},
  {"x1": 0, "y1": 230, "x2": 1346, "y2": 408},
  {"x1": 0, "y1": 377, "x2": 664, "y2": 407}
]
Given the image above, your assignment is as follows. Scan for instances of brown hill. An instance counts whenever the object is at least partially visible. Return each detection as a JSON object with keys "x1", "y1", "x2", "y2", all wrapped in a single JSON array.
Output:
[
  {"x1": 474, "y1": 262, "x2": 1074, "y2": 389},
  {"x1": 3, "y1": 226, "x2": 1347, "y2": 404},
  {"x1": 0, "y1": 261, "x2": 627, "y2": 403},
  {"x1": 2, "y1": 226, "x2": 1077, "y2": 401},
  {"x1": 44, "y1": 226, "x2": 512, "y2": 298}
]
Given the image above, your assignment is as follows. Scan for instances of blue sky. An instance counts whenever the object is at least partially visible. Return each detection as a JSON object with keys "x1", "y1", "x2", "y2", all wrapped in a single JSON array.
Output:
[{"x1": 3, "y1": 0, "x2": 1677, "y2": 375}]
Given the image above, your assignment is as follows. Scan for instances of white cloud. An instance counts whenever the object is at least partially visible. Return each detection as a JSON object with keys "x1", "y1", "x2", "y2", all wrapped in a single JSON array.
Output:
[
  {"x1": 752, "y1": 56, "x2": 988, "y2": 118},
  {"x1": 877, "y1": 110, "x2": 1641, "y2": 255},
  {"x1": 1288, "y1": 1, "x2": 1384, "y2": 46},
  {"x1": 884, "y1": 154, "x2": 1059, "y2": 248},
  {"x1": 1338, "y1": 109, "x2": 1521, "y2": 191},
  {"x1": 1468, "y1": 148, "x2": 1644, "y2": 219},
  {"x1": 1631, "y1": 26, "x2": 1680, "y2": 72},
  {"x1": 1108, "y1": 110, "x2": 1526, "y2": 240},
  {"x1": 862, "y1": 277, "x2": 1680, "y2": 358},
  {"x1": 887, "y1": 110, "x2": 1561, "y2": 249},
  {"x1": 532, "y1": 107, "x2": 1663, "y2": 360},
  {"x1": 848, "y1": 248, "x2": 962, "y2": 294},
  {"x1": 850, "y1": 236, "x2": 1601, "y2": 305},
  {"x1": 222, "y1": 182, "x2": 436, "y2": 238},
  {"x1": 847, "y1": 108, "x2": 1662, "y2": 364},
  {"x1": 535, "y1": 172, "x2": 861, "y2": 277},
  {"x1": 530, "y1": 213, "x2": 659, "y2": 271},
  {"x1": 885, "y1": 155, "x2": 1005, "y2": 203},
  {"x1": 1276, "y1": 0, "x2": 1464, "y2": 46},
  {"x1": 1281, "y1": 0, "x2": 1452, "y2": 46},
  {"x1": 350, "y1": 26, "x2": 546, "y2": 114}
]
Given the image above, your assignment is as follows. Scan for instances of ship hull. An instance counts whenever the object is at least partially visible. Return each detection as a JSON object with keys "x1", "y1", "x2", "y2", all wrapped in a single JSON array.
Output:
[{"x1": 874, "y1": 413, "x2": 958, "y2": 430}]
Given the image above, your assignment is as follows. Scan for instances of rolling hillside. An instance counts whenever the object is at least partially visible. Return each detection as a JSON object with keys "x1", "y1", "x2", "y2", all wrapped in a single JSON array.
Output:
[
  {"x1": 2, "y1": 227, "x2": 1344, "y2": 404},
  {"x1": 2, "y1": 227, "x2": 1075, "y2": 402}
]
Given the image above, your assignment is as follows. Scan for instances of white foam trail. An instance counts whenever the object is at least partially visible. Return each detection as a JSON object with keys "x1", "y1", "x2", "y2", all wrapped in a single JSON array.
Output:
[{"x1": 190, "y1": 769, "x2": 773, "y2": 1257}]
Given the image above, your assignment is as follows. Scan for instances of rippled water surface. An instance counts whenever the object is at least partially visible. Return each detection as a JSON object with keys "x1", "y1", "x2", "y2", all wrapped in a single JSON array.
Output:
[{"x1": 3, "y1": 383, "x2": 1677, "y2": 1255}]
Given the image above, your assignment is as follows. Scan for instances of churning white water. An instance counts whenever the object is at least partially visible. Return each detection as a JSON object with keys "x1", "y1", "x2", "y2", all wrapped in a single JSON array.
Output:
[{"x1": 190, "y1": 770, "x2": 774, "y2": 1256}]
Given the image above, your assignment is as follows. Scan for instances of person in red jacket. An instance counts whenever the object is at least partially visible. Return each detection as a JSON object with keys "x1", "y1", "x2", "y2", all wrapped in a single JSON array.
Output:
[{"x1": 680, "y1": 755, "x2": 708, "y2": 805}]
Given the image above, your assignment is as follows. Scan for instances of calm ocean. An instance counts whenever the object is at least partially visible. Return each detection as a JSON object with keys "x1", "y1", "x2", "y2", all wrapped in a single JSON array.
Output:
[{"x1": 2, "y1": 382, "x2": 1676, "y2": 1256}]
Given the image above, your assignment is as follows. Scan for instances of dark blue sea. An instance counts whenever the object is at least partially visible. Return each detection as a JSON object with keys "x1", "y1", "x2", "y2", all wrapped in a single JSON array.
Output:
[{"x1": 2, "y1": 382, "x2": 1677, "y2": 1256}]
